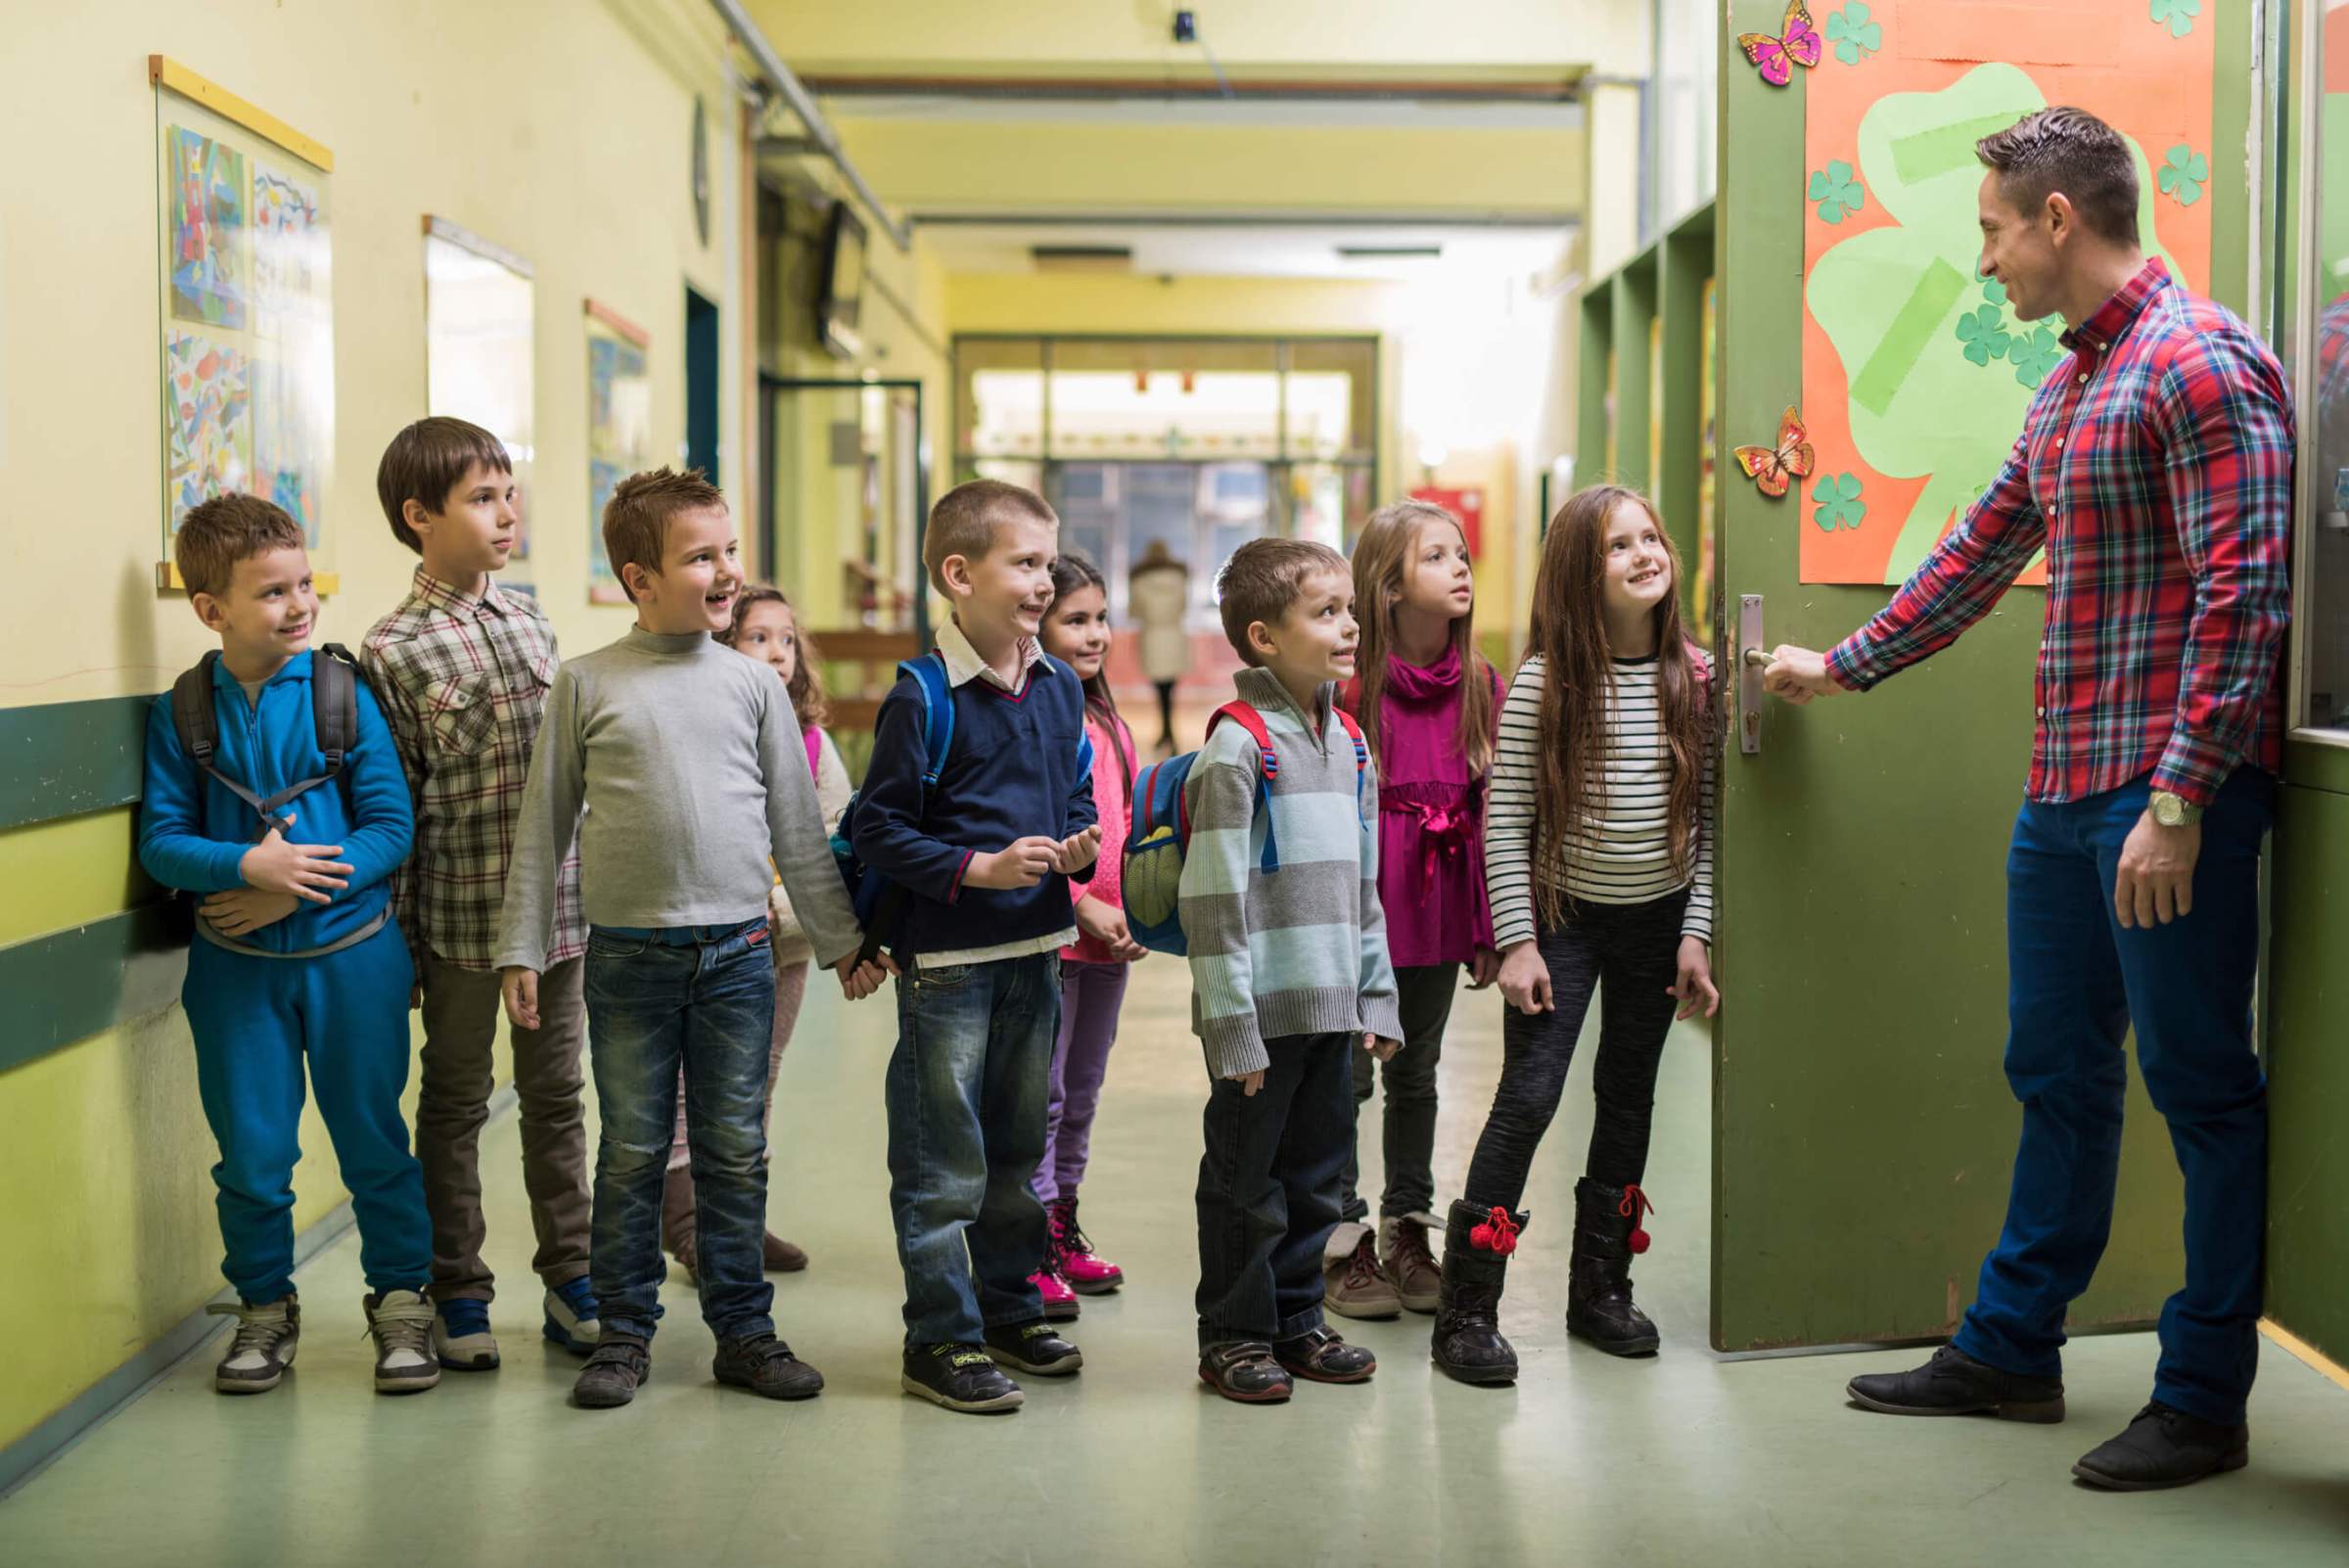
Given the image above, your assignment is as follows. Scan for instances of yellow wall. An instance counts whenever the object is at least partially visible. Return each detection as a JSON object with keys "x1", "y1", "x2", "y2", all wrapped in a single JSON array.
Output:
[{"x1": 0, "y1": 0, "x2": 747, "y2": 1452}]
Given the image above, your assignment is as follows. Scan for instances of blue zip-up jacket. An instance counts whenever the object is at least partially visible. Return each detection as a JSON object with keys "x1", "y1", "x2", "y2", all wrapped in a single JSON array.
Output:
[
  {"x1": 138, "y1": 650, "x2": 415, "y2": 955},
  {"x1": 851, "y1": 653, "x2": 1096, "y2": 956}
]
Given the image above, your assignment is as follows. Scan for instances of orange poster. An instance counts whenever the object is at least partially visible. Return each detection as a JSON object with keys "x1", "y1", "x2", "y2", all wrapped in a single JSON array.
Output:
[{"x1": 1794, "y1": 0, "x2": 2214, "y2": 584}]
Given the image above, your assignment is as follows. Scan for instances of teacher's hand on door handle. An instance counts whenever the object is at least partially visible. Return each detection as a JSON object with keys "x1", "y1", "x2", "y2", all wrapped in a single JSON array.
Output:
[{"x1": 1757, "y1": 645, "x2": 1840, "y2": 707}]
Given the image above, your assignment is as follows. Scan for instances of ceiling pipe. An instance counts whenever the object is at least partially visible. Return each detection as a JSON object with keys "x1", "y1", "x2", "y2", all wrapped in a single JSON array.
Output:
[{"x1": 707, "y1": 0, "x2": 913, "y2": 253}]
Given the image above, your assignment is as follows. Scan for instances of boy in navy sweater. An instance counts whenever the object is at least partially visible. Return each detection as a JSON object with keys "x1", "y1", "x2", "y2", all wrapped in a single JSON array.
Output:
[{"x1": 852, "y1": 480, "x2": 1102, "y2": 1413}]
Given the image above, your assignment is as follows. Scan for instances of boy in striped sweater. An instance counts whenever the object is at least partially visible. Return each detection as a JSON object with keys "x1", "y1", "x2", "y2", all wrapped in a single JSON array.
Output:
[{"x1": 1180, "y1": 538, "x2": 1404, "y2": 1404}]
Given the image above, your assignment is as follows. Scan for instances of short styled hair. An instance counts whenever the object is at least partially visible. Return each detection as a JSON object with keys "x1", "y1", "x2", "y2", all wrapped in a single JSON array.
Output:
[
  {"x1": 1976, "y1": 107, "x2": 2140, "y2": 248},
  {"x1": 923, "y1": 480, "x2": 1058, "y2": 596},
  {"x1": 175, "y1": 492, "x2": 306, "y2": 598},
  {"x1": 1216, "y1": 537, "x2": 1350, "y2": 666},
  {"x1": 603, "y1": 467, "x2": 725, "y2": 602},
  {"x1": 376, "y1": 416, "x2": 513, "y2": 553}
]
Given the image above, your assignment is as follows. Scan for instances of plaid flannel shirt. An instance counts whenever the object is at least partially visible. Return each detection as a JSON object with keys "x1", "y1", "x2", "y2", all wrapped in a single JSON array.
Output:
[
  {"x1": 361, "y1": 569, "x2": 585, "y2": 971},
  {"x1": 1828, "y1": 259, "x2": 2293, "y2": 808}
]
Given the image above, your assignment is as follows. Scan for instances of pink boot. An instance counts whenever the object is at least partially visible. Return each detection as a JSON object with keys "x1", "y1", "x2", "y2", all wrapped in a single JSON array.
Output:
[
  {"x1": 1029, "y1": 1265, "x2": 1081, "y2": 1322},
  {"x1": 1048, "y1": 1197, "x2": 1125, "y2": 1295}
]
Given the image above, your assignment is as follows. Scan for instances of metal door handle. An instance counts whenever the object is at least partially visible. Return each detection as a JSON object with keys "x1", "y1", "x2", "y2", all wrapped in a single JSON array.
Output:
[{"x1": 1736, "y1": 595, "x2": 1765, "y2": 756}]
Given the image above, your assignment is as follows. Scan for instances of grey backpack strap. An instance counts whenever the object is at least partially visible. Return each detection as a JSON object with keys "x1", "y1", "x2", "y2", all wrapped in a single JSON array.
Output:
[{"x1": 311, "y1": 642, "x2": 359, "y2": 773}]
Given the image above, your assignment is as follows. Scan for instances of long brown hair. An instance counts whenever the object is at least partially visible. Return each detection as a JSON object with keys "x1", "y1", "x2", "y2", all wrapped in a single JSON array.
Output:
[
  {"x1": 1526, "y1": 484, "x2": 1708, "y2": 928},
  {"x1": 719, "y1": 583, "x2": 830, "y2": 731},
  {"x1": 1349, "y1": 500, "x2": 1495, "y2": 776},
  {"x1": 1048, "y1": 549, "x2": 1131, "y2": 797}
]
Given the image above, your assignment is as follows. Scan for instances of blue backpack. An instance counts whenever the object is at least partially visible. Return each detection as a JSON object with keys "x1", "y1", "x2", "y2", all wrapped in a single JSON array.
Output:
[
  {"x1": 831, "y1": 654, "x2": 957, "y2": 961},
  {"x1": 1121, "y1": 701, "x2": 1367, "y2": 956}
]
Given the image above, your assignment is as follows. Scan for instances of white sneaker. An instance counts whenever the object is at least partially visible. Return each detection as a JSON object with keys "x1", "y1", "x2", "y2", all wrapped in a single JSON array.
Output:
[
  {"x1": 541, "y1": 1279, "x2": 602, "y2": 1357},
  {"x1": 432, "y1": 1298, "x2": 500, "y2": 1371},
  {"x1": 209, "y1": 1296, "x2": 299, "y2": 1394},
  {"x1": 363, "y1": 1290, "x2": 441, "y2": 1394}
]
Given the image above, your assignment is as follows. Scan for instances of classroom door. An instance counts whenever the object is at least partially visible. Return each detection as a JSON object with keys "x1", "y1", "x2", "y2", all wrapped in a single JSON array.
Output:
[{"x1": 1704, "y1": 0, "x2": 2262, "y2": 1353}]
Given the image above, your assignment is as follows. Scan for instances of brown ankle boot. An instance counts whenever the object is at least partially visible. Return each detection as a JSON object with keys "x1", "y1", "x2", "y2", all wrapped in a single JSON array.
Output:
[
  {"x1": 661, "y1": 1166, "x2": 699, "y2": 1283},
  {"x1": 762, "y1": 1231, "x2": 808, "y2": 1272}
]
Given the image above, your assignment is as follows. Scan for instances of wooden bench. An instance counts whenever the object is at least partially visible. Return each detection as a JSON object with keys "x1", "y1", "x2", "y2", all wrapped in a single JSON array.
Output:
[{"x1": 807, "y1": 626, "x2": 923, "y2": 743}]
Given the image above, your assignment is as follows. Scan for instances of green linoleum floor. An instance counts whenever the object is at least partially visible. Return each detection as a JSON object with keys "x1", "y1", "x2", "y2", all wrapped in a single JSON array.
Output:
[{"x1": 7, "y1": 958, "x2": 2345, "y2": 1566}]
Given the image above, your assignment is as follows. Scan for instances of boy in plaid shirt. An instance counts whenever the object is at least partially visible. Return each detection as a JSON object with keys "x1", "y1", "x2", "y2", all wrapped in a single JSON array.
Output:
[{"x1": 360, "y1": 417, "x2": 601, "y2": 1370}]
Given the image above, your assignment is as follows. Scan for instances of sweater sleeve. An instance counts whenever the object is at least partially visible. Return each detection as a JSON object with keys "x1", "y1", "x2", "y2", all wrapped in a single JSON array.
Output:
[
  {"x1": 1354, "y1": 757, "x2": 1405, "y2": 1043},
  {"x1": 334, "y1": 683, "x2": 415, "y2": 897},
  {"x1": 494, "y1": 662, "x2": 586, "y2": 974},
  {"x1": 136, "y1": 693, "x2": 250, "y2": 895},
  {"x1": 1483, "y1": 657, "x2": 1544, "y2": 948},
  {"x1": 1683, "y1": 653, "x2": 1717, "y2": 944},
  {"x1": 760, "y1": 680, "x2": 862, "y2": 968},
  {"x1": 851, "y1": 676, "x2": 976, "y2": 902},
  {"x1": 1179, "y1": 729, "x2": 1268, "y2": 1080}
]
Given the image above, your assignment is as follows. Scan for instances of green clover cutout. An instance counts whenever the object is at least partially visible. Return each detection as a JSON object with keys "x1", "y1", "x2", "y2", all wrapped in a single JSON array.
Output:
[
  {"x1": 1983, "y1": 279, "x2": 2008, "y2": 307},
  {"x1": 2149, "y1": 0, "x2": 2199, "y2": 38},
  {"x1": 2011, "y1": 325, "x2": 2063, "y2": 389},
  {"x1": 2158, "y1": 144, "x2": 2208, "y2": 207},
  {"x1": 1809, "y1": 161, "x2": 1866, "y2": 223},
  {"x1": 1812, "y1": 472, "x2": 1866, "y2": 532},
  {"x1": 1956, "y1": 303, "x2": 2011, "y2": 366},
  {"x1": 1825, "y1": 4, "x2": 1883, "y2": 64}
]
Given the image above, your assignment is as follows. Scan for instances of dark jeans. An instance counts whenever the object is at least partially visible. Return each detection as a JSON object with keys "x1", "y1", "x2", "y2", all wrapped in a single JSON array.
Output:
[
  {"x1": 582, "y1": 919, "x2": 777, "y2": 1344},
  {"x1": 1341, "y1": 963, "x2": 1458, "y2": 1221},
  {"x1": 1953, "y1": 769, "x2": 2272, "y2": 1426},
  {"x1": 885, "y1": 951, "x2": 1061, "y2": 1347},
  {"x1": 1195, "y1": 1031, "x2": 1354, "y2": 1346},
  {"x1": 1463, "y1": 891, "x2": 1688, "y2": 1212}
]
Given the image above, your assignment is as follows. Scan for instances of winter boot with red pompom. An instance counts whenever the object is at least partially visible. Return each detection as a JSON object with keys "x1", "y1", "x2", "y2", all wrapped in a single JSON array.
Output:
[
  {"x1": 1430, "y1": 1199, "x2": 1526, "y2": 1385},
  {"x1": 1566, "y1": 1177, "x2": 1660, "y2": 1356}
]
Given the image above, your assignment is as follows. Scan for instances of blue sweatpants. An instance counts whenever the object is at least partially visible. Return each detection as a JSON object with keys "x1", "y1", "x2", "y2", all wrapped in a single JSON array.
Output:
[
  {"x1": 182, "y1": 922, "x2": 432, "y2": 1303},
  {"x1": 1953, "y1": 768, "x2": 2273, "y2": 1426}
]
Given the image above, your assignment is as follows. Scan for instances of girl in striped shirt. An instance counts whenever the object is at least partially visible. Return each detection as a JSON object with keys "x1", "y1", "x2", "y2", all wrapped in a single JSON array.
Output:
[{"x1": 1433, "y1": 484, "x2": 1720, "y2": 1385}]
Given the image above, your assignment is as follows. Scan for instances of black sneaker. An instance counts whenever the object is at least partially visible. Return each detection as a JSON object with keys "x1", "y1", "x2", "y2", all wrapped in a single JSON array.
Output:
[
  {"x1": 983, "y1": 1320, "x2": 1083, "y2": 1376},
  {"x1": 1846, "y1": 1343, "x2": 2064, "y2": 1422},
  {"x1": 901, "y1": 1343, "x2": 1025, "y2": 1413},
  {"x1": 1197, "y1": 1340, "x2": 1293, "y2": 1404},
  {"x1": 574, "y1": 1335, "x2": 650, "y2": 1409},
  {"x1": 1273, "y1": 1325, "x2": 1377, "y2": 1384},
  {"x1": 2072, "y1": 1403, "x2": 2249, "y2": 1491},
  {"x1": 713, "y1": 1333, "x2": 825, "y2": 1401}
]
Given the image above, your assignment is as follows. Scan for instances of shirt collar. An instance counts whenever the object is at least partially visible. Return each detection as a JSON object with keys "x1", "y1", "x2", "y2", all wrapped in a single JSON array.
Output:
[
  {"x1": 2060, "y1": 256, "x2": 2171, "y2": 358},
  {"x1": 409, "y1": 566, "x2": 512, "y2": 621},
  {"x1": 936, "y1": 618, "x2": 1042, "y2": 693}
]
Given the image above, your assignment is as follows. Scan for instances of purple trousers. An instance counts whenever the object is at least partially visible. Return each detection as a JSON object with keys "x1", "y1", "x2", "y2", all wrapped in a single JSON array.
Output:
[{"x1": 1034, "y1": 959, "x2": 1130, "y2": 1204}]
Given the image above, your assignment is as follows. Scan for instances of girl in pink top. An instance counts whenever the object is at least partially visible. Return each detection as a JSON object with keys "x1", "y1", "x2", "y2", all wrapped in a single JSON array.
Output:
[
  {"x1": 1032, "y1": 549, "x2": 1145, "y2": 1308},
  {"x1": 1332, "y1": 500, "x2": 1499, "y2": 1318}
]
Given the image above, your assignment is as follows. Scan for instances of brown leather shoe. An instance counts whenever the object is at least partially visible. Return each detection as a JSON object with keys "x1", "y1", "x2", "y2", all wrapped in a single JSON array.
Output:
[
  {"x1": 1323, "y1": 1225, "x2": 1402, "y2": 1319},
  {"x1": 1380, "y1": 1215, "x2": 1442, "y2": 1314},
  {"x1": 762, "y1": 1230, "x2": 809, "y2": 1272}
]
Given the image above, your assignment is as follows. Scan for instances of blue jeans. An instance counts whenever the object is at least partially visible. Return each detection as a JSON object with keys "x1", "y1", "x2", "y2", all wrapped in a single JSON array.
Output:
[
  {"x1": 183, "y1": 922, "x2": 429, "y2": 1302},
  {"x1": 582, "y1": 919, "x2": 777, "y2": 1344},
  {"x1": 1954, "y1": 769, "x2": 2273, "y2": 1425},
  {"x1": 1195, "y1": 1032, "x2": 1353, "y2": 1347},
  {"x1": 885, "y1": 952, "x2": 1060, "y2": 1347}
]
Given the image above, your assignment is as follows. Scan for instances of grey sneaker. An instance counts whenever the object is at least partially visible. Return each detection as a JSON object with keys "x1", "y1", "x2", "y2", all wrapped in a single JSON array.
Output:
[
  {"x1": 208, "y1": 1296, "x2": 299, "y2": 1394},
  {"x1": 363, "y1": 1290, "x2": 441, "y2": 1394},
  {"x1": 432, "y1": 1297, "x2": 499, "y2": 1371},
  {"x1": 1323, "y1": 1224, "x2": 1403, "y2": 1320}
]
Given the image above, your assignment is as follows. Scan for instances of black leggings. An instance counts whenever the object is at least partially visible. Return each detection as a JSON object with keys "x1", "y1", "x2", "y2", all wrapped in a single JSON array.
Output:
[{"x1": 1462, "y1": 890, "x2": 1688, "y2": 1211}]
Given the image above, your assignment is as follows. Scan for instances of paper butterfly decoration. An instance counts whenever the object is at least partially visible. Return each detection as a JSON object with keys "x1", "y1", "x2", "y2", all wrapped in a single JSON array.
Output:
[
  {"x1": 1739, "y1": 1, "x2": 1824, "y2": 88},
  {"x1": 1734, "y1": 406, "x2": 1818, "y2": 498}
]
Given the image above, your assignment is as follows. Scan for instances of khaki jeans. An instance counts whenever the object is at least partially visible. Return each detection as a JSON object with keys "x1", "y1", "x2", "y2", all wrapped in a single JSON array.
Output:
[{"x1": 417, "y1": 952, "x2": 591, "y2": 1301}]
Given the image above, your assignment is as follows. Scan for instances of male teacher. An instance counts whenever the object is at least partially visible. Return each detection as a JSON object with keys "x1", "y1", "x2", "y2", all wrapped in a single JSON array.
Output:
[{"x1": 1765, "y1": 107, "x2": 2293, "y2": 1492}]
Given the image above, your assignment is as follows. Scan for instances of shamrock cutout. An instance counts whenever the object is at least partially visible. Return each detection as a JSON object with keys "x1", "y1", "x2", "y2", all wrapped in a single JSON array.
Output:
[
  {"x1": 2149, "y1": 0, "x2": 2199, "y2": 39},
  {"x1": 2011, "y1": 325, "x2": 2063, "y2": 389},
  {"x1": 1956, "y1": 304, "x2": 2011, "y2": 366},
  {"x1": 2158, "y1": 145, "x2": 2208, "y2": 207},
  {"x1": 1809, "y1": 161, "x2": 1865, "y2": 223},
  {"x1": 1983, "y1": 279, "x2": 2008, "y2": 308},
  {"x1": 1824, "y1": 4, "x2": 1883, "y2": 65},
  {"x1": 1812, "y1": 472, "x2": 1866, "y2": 532}
]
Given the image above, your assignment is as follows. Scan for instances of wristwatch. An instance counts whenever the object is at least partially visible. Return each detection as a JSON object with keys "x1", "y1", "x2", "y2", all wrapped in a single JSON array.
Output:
[{"x1": 2149, "y1": 790, "x2": 2204, "y2": 828}]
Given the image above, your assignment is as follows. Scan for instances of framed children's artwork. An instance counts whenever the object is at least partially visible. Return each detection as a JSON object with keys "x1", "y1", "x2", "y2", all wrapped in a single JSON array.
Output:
[
  {"x1": 151, "y1": 56, "x2": 336, "y2": 590},
  {"x1": 424, "y1": 218, "x2": 536, "y2": 559},
  {"x1": 584, "y1": 299, "x2": 653, "y2": 606}
]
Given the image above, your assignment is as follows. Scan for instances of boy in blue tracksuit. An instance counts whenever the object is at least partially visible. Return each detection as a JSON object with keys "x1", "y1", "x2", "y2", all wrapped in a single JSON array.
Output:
[{"x1": 139, "y1": 494, "x2": 438, "y2": 1397}]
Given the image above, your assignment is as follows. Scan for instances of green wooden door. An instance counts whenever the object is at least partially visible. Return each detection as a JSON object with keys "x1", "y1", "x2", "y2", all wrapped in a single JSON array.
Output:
[{"x1": 1706, "y1": 1, "x2": 2264, "y2": 1353}]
